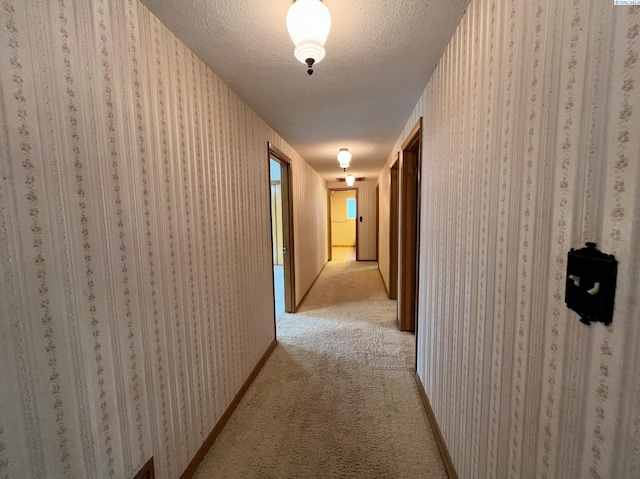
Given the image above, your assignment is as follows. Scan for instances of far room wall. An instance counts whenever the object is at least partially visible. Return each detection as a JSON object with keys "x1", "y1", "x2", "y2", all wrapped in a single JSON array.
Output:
[
  {"x1": 330, "y1": 190, "x2": 356, "y2": 246},
  {"x1": 327, "y1": 179, "x2": 377, "y2": 260}
]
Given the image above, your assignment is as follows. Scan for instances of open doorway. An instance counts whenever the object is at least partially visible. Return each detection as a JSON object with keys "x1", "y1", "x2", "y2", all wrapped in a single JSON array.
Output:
[
  {"x1": 328, "y1": 188, "x2": 358, "y2": 262},
  {"x1": 268, "y1": 144, "x2": 295, "y2": 318}
]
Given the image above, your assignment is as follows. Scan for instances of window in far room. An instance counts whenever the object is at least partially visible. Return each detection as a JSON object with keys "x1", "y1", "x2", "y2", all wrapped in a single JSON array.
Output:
[{"x1": 346, "y1": 197, "x2": 356, "y2": 219}]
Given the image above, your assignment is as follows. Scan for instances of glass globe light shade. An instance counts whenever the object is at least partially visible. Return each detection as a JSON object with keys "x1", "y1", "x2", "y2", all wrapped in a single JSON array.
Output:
[
  {"x1": 337, "y1": 148, "x2": 352, "y2": 164},
  {"x1": 345, "y1": 174, "x2": 355, "y2": 187},
  {"x1": 287, "y1": 0, "x2": 331, "y2": 65}
]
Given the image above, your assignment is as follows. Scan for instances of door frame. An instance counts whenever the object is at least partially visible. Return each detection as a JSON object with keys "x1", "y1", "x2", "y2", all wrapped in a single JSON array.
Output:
[
  {"x1": 375, "y1": 185, "x2": 379, "y2": 262},
  {"x1": 268, "y1": 143, "x2": 296, "y2": 314},
  {"x1": 270, "y1": 180, "x2": 284, "y2": 266},
  {"x1": 327, "y1": 187, "x2": 359, "y2": 261},
  {"x1": 389, "y1": 154, "x2": 399, "y2": 300},
  {"x1": 398, "y1": 118, "x2": 422, "y2": 332}
]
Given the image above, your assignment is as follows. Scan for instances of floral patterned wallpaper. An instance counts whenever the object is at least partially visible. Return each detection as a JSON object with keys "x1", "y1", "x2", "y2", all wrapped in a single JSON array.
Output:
[
  {"x1": 379, "y1": 0, "x2": 640, "y2": 477},
  {"x1": 0, "y1": 1, "x2": 326, "y2": 477}
]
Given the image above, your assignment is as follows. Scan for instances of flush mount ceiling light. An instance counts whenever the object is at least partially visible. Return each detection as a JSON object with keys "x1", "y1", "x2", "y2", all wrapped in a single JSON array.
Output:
[
  {"x1": 345, "y1": 174, "x2": 355, "y2": 187},
  {"x1": 286, "y1": 0, "x2": 331, "y2": 75},
  {"x1": 337, "y1": 148, "x2": 351, "y2": 169}
]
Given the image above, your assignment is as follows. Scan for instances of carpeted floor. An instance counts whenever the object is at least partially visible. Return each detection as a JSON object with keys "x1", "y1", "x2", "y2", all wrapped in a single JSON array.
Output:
[
  {"x1": 331, "y1": 246, "x2": 356, "y2": 262},
  {"x1": 194, "y1": 258, "x2": 447, "y2": 478}
]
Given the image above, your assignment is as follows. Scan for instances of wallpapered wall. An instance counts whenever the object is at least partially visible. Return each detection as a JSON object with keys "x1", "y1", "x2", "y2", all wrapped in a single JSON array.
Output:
[
  {"x1": 379, "y1": 0, "x2": 640, "y2": 477},
  {"x1": 326, "y1": 179, "x2": 378, "y2": 261},
  {"x1": 290, "y1": 158, "x2": 328, "y2": 305},
  {"x1": 0, "y1": 1, "x2": 326, "y2": 478}
]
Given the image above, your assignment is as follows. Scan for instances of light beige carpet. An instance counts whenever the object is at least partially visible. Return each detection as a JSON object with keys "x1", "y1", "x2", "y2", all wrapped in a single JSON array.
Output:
[
  {"x1": 194, "y1": 259, "x2": 447, "y2": 478},
  {"x1": 331, "y1": 246, "x2": 356, "y2": 262}
]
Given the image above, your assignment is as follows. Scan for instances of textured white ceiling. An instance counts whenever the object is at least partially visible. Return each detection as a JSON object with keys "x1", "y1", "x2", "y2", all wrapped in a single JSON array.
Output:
[{"x1": 140, "y1": 0, "x2": 470, "y2": 179}]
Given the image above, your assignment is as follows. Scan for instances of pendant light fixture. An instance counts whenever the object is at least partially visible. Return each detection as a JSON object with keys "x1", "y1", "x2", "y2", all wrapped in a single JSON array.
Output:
[
  {"x1": 286, "y1": 0, "x2": 331, "y2": 75},
  {"x1": 345, "y1": 174, "x2": 355, "y2": 187},
  {"x1": 337, "y1": 148, "x2": 351, "y2": 169}
]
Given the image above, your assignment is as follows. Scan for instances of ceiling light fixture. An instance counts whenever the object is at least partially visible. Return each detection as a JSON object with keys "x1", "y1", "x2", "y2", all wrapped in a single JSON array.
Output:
[
  {"x1": 337, "y1": 148, "x2": 352, "y2": 169},
  {"x1": 345, "y1": 174, "x2": 355, "y2": 187},
  {"x1": 286, "y1": 0, "x2": 331, "y2": 75}
]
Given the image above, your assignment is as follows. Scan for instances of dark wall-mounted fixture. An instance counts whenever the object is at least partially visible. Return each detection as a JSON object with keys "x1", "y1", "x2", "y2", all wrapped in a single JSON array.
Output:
[{"x1": 565, "y1": 242, "x2": 617, "y2": 326}]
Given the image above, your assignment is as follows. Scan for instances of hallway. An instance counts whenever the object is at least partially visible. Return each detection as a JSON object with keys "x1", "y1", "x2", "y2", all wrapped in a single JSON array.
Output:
[{"x1": 194, "y1": 258, "x2": 446, "y2": 478}]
